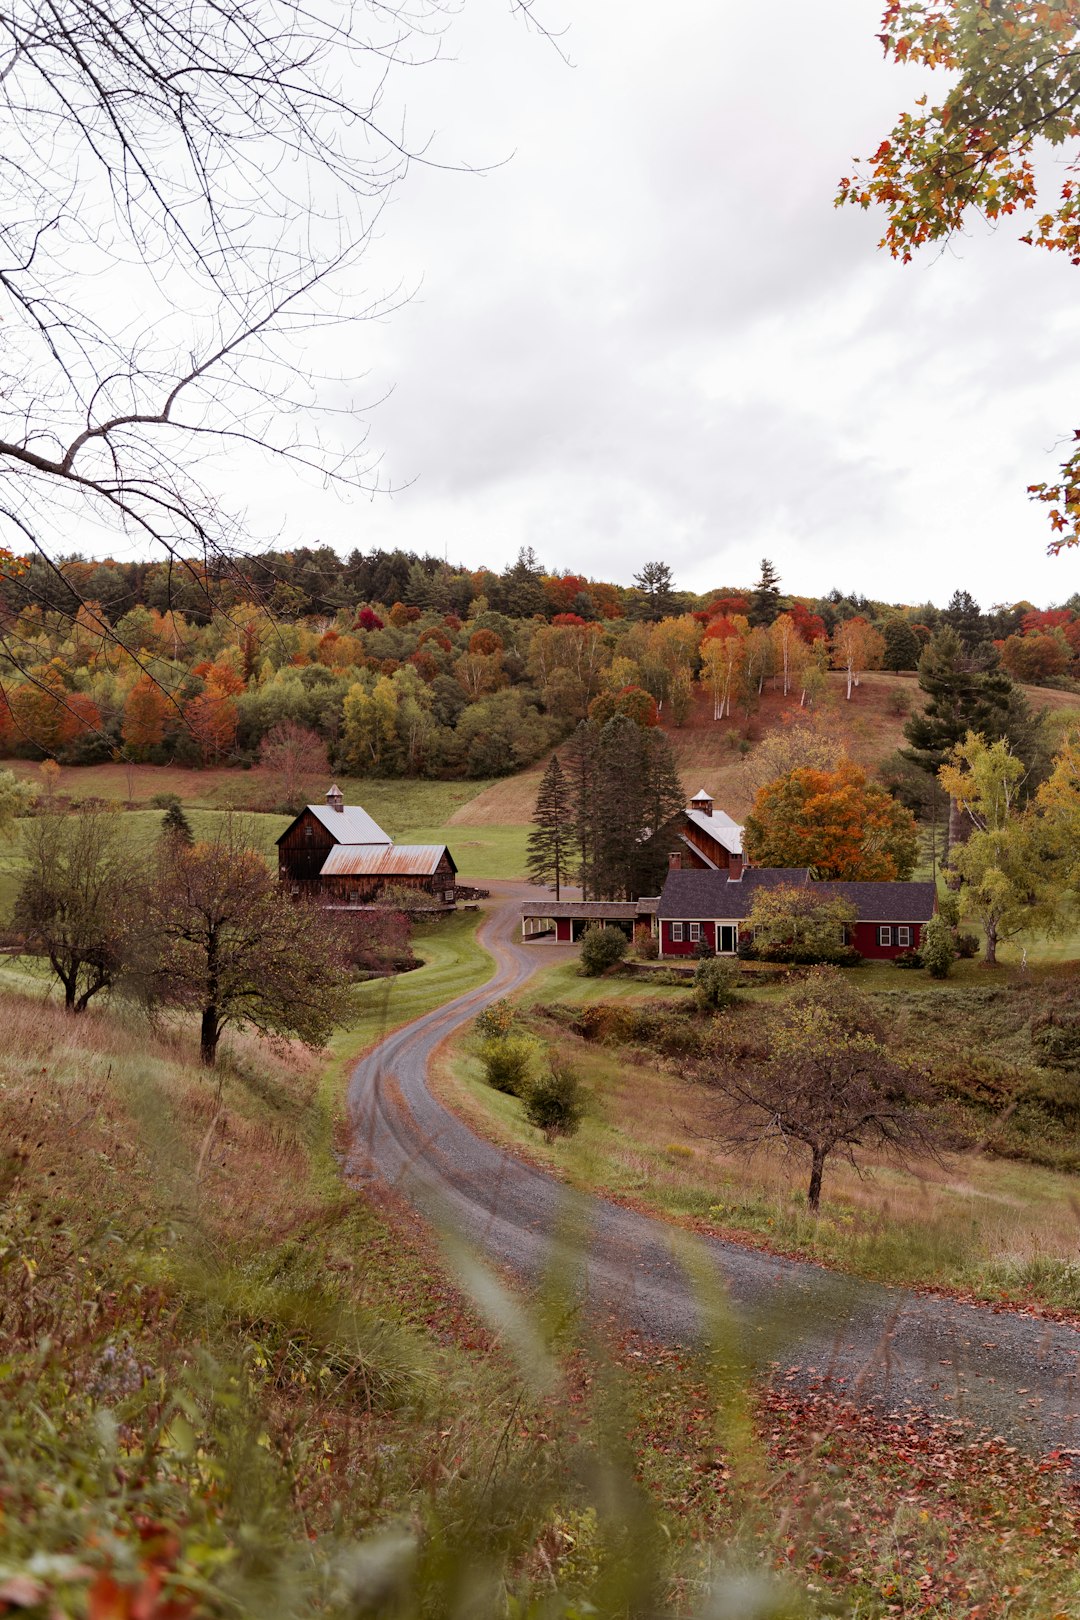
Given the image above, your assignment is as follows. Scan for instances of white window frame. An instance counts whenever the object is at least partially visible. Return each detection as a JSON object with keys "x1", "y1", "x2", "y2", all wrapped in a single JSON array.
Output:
[
  {"x1": 688, "y1": 922, "x2": 702, "y2": 943},
  {"x1": 897, "y1": 925, "x2": 911, "y2": 948},
  {"x1": 717, "y1": 924, "x2": 738, "y2": 955},
  {"x1": 671, "y1": 922, "x2": 684, "y2": 943},
  {"x1": 878, "y1": 925, "x2": 892, "y2": 947}
]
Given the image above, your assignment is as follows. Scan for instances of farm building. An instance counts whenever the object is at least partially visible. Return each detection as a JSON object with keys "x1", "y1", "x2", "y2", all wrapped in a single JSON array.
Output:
[
  {"x1": 520, "y1": 897, "x2": 660, "y2": 942},
  {"x1": 277, "y1": 786, "x2": 457, "y2": 907},
  {"x1": 657, "y1": 867, "x2": 937, "y2": 960},
  {"x1": 674, "y1": 789, "x2": 744, "y2": 875}
]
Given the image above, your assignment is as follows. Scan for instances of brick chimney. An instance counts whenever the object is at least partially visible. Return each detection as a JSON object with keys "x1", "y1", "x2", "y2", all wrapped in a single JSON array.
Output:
[
  {"x1": 326, "y1": 784, "x2": 345, "y2": 813},
  {"x1": 728, "y1": 851, "x2": 743, "y2": 879},
  {"x1": 669, "y1": 850, "x2": 682, "y2": 871}
]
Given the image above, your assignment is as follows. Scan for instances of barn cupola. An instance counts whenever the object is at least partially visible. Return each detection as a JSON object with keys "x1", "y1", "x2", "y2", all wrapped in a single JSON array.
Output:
[
  {"x1": 325, "y1": 783, "x2": 345, "y2": 813},
  {"x1": 690, "y1": 789, "x2": 713, "y2": 818}
]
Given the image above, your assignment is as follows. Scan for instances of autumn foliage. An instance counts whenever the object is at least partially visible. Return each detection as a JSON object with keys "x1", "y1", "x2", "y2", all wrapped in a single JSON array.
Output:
[{"x1": 743, "y1": 761, "x2": 920, "y2": 879}]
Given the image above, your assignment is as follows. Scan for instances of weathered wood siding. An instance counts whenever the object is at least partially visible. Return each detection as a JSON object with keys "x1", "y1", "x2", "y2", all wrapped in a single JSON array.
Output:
[{"x1": 278, "y1": 809, "x2": 337, "y2": 882}]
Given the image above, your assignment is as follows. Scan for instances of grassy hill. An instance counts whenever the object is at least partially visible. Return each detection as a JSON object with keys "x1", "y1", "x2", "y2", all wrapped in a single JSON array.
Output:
[{"x1": 2, "y1": 671, "x2": 1075, "y2": 896}]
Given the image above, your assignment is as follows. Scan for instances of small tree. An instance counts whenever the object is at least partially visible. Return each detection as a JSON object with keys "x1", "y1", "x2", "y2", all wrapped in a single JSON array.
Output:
[
  {"x1": 15, "y1": 803, "x2": 135, "y2": 1013},
  {"x1": 579, "y1": 925, "x2": 628, "y2": 976},
  {"x1": 746, "y1": 884, "x2": 858, "y2": 962},
  {"x1": 524, "y1": 1057, "x2": 585, "y2": 1142},
  {"x1": 259, "y1": 720, "x2": 329, "y2": 811},
  {"x1": 920, "y1": 913, "x2": 956, "y2": 980},
  {"x1": 160, "y1": 800, "x2": 194, "y2": 846},
  {"x1": 699, "y1": 971, "x2": 940, "y2": 1210},
  {"x1": 145, "y1": 821, "x2": 351, "y2": 1066},
  {"x1": 694, "y1": 957, "x2": 740, "y2": 1012}
]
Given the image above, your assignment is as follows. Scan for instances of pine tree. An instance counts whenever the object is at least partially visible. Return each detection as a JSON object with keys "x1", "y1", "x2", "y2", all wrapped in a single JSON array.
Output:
[
  {"x1": 749, "y1": 558, "x2": 783, "y2": 627},
  {"x1": 941, "y1": 589, "x2": 987, "y2": 650},
  {"x1": 161, "y1": 800, "x2": 194, "y2": 846},
  {"x1": 882, "y1": 617, "x2": 921, "y2": 672},
  {"x1": 526, "y1": 755, "x2": 570, "y2": 900},
  {"x1": 903, "y1": 628, "x2": 1044, "y2": 850},
  {"x1": 632, "y1": 561, "x2": 676, "y2": 621}
]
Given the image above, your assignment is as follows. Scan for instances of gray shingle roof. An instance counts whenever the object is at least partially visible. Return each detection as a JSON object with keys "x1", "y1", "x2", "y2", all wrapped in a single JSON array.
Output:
[
  {"x1": 658, "y1": 867, "x2": 937, "y2": 923},
  {"x1": 659, "y1": 868, "x2": 811, "y2": 920},
  {"x1": 812, "y1": 881, "x2": 937, "y2": 923}
]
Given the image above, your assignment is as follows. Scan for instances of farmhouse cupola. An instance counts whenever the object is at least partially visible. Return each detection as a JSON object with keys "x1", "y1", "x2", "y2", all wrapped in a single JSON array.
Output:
[
  {"x1": 325, "y1": 783, "x2": 345, "y2": 813},
  {"x1": 690, "y1": 789, "x2": 713, "y2": 818}
]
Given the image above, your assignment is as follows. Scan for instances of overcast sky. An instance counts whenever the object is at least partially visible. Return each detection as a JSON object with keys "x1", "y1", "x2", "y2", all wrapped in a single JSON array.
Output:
[{"x1": 203, "y1": 2, "x2": 1080, "y2": 607}]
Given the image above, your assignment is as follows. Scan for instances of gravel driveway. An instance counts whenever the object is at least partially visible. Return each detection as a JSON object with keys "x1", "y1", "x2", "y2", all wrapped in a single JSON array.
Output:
[{"x1": 347, "y1": 884, "x2": 1080, "y2": 1458}]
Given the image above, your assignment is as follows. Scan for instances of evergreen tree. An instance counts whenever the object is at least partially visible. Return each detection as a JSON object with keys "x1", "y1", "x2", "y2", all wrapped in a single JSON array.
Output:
[
  {"x1": 495, "y1": 547, "x2": 548, "y2": 619},
  {"x1": 749, "y1": 558, "x2": 783, "y2": 627},
  {"x1": 161, "y1": 800, "x2": 194, "y2": 845},
  {"x1": 903, "y1": 628, "x2": 1045, "y2": 849},
  {"x1": 882, "y1": 616, "x2": 921, "y2": 672},
  {"x1": 527, "y1": 754, "x2": 570, "y2": 900},
  {"x1": 631, "y1": 561, "x2": 676, "y2": 621},
  {"x1": 565, "y1": 716, "x2": 685, "y2": 900},
  {"x1": 941, "y1": 589, "x2": 987, "y2": 649}
]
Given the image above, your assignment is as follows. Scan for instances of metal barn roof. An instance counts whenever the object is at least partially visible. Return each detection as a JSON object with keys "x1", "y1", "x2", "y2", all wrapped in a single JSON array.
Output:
[
  {"x1": 684, "y1": 808, "x2": 743, "y2": 855},
  {"x1": 302, "y1": 804, "x2": 393, "y2": 845},
  {"x1": 319, "y1": 843, "x2": 454, "y2": 879}
]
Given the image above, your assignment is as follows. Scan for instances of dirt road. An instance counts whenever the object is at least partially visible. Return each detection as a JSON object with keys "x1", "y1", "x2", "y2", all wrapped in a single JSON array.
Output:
[{"x1": 347, "y1": 885, "x2": 1080, "y2": 1456}]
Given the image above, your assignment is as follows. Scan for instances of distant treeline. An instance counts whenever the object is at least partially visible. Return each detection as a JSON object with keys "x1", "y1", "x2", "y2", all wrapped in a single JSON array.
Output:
[{"x1": 0, "y1": 550, "x2": 1077, "y2": 776}]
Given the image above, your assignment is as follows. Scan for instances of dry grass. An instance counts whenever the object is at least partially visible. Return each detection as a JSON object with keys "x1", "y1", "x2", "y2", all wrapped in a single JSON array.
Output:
[
  {"x1": 441, "y1": 1018, "x2": 1080, "y2": 1307},
  {"x1": 451, "y1": 670, "x2": 1078, "y2": 828},
  {"x1": 0, "y1": 992, "x2": 321, "y2": 1240}
]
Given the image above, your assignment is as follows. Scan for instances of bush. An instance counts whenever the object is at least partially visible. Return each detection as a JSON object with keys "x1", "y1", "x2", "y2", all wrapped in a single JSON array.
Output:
[
  {"x1": 579, "y1": 925, "x2": 628, "y2": 976},
  {"x1": 755, "y1": 943, "x2": 863, "y2": 967},
  {"x1": 921, "y1": 913, "x2": 956, "y2": 980},
  {"x1": 955, "y1": 931, "x2": 980, "y2": 959},
  {"x1": 479, "y1": 1036, "x2": 535, "y2": 1096},
  {"x1": 694, "y1": 956, "x2": 740, "y2": 1011},
  {"x1": 632, "y1": 922, "x2": 658, "y2": 960},
  {"x1": 892, "y1": 948, "x2": 924, "y2": 970},
  {"x1": 475, "y1": 998, "x2": 516, "y2": 1039},
  {"x1": 524, "y1": 1057, "x2": 585, "y2": 1141},
  {"x1": 150, "y1": 791, "x2": 181, "y2": 810}
]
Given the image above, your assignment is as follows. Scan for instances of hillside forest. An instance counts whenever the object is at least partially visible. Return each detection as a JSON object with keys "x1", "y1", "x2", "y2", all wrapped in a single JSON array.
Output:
[{"x1": 2, "y1": 550, "x2": 1079, "y2": 780}]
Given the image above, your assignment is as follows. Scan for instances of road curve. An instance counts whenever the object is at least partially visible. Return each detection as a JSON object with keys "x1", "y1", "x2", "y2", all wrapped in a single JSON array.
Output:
[{"x1": 347, "y1": 886, "x2": 1080, "y2": 1456}]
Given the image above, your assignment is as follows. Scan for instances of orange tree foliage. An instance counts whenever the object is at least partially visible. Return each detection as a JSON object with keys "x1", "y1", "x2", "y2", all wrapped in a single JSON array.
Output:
[
  {"x1": 587, "y1": 684, "x2": 660, "y2": 728},
  {"x1": 122, "y1": 675, "x2": 171, "y2": 756},
  {"x1": 743, "y1": 762, "x2": 920, "y2": 879},
  {"x1": 837, "y1": 2, "x2": 1080, "y2": 549},
  {"x1": 183, "y1": 689, "x2": 238, "y2": 765}
]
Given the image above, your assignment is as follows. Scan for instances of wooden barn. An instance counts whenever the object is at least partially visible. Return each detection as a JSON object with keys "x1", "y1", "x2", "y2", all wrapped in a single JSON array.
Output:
[{"x1": 277, "y1": 786, "x2": 457, "y2": 907}]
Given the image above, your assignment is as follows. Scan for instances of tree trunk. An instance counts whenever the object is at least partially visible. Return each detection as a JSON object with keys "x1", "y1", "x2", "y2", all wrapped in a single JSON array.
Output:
[
  {"x1": 807, "y1": 1147, "x2": 826, "y2": 1211},
  {"x1": 983, "y1": 918, "x2": 998, "y2": 967},
  {"x1": 200, "y1": 1006, "x2": 221, "y2": 1066}
]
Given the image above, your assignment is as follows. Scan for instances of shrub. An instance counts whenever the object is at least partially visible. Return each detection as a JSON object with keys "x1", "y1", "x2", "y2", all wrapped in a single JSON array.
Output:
[
  {"x1": 150, "y1": 791, "x2": 181, "y2": 810},
  {"x1": 579, "y1": 925, "x2": 628, "y2": 976},
  {"x1": 756, "y1": 943, "x2": 863, "y2": 967},
  {"x1": 632, "y1": 922, "x2": 658, "y2": 960},
  {"x1": 524, "y1": 1057, "x2": 585, "y2": 1141},
  {"x1": 479, "y1": 1035, "x2": 535, "y2": 1096},
  {"x1": 475, "y1": 998, "x2": 516, "y2": 1039},
  {"x1": 694, "y1": 956, "x2": 740, "y2": 1011},
  {"x1": 892, "y1": 948, "x2": 924, "y2": 970},
  {"x1": 955, "y1": 931, "x2": 980, "y2": 959},
  {"x1": 921, "y1": 914, "x2": 956, "y2": 980}
]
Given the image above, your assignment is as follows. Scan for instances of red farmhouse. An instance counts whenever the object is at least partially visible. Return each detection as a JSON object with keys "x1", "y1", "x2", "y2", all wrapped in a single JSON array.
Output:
[{"x1": 657, "y1": 868, "x2": 936, "y2": 961}]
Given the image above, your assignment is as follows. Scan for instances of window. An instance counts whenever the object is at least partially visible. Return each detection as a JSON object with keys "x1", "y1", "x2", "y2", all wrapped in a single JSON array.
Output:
[
  {"x1": 671, "y1": 923, "x2": 684, "y2": 943},
  {"x1": 689, "y1": 922, "x2": 701, "y2": 942},
  {"x1": 897, "y1": 926, "x2": 911, "y2": 948},
  {"x1": 878, "y1": 926, "x2": 892, "y2": 947}
]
